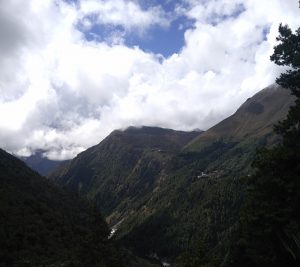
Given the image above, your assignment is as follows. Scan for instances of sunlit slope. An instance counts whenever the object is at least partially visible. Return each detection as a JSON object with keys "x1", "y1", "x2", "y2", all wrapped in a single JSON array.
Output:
[{"x1": 186, "y1": 85, "x2": 294, "y2": 151}]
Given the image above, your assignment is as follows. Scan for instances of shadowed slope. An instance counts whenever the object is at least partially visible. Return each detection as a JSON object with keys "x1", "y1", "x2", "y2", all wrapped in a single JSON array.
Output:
[
  {"x1": 49, "y1": 127, "x2": 200, "y2": 225},
  {"x1": 19, "y1": 150, "x2": 68, "y2": 176},
  {"x1": 0, "y1": 148, "x2": 122, "y2": 267}
]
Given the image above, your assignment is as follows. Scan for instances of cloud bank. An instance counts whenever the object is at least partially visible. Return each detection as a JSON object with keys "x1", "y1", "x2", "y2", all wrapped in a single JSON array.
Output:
[{"x1": 0, "y1": 0, "x2": 299, "y2": 160}]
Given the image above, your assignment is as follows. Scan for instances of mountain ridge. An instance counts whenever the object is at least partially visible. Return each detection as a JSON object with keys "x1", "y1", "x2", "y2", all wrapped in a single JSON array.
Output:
[
  {"x1": 0, "y1": 148, "x2": 162, "y2": 267},
  {"x1": 19, "y1": 150, "x2": 68, "y2": 176},
  {"x1": 0, "y1": 148, "x2": 114, "y2": 266},
  {"x1": 185, "y1": 84, "x2": 294, "y2": 151},
  {"x1": 49, "y1": 126, "x2": 200, "y2": 226},
  {"x1": 48, "y1": 84, "x2": 295, "y2": 264}
]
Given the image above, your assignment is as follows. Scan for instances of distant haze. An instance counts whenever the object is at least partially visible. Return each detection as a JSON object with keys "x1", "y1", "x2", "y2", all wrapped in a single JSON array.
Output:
[{"x1": 0, "y1": 0, "x2": 299, "y2": 160}]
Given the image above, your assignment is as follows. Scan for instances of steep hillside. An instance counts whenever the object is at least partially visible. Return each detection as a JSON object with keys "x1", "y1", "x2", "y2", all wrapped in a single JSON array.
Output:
[
  {"x1": 20, "y1": 150, "x2": 68, "y2": 176},
  {"x1": 181, "y1": 85, "x2": 295, "y2": 176},
  {"x1": 186, "y1": 84, "x2": 294, "y2": 150},
  {"x1": 0, "y1": 148, "x2": 120, "y2": 267},
  {"x1": 49, "y1": 127, "x2": 200, "y2": 225},
  {"x1": 0, "y1": 148, "x2": 159, "y2": 267},
  {"x1": 115, "y1": 86, "x2": 295, "y2": 264},
  {"x1": 49, "y1": 85, "x2": 295, "y2": 265}
]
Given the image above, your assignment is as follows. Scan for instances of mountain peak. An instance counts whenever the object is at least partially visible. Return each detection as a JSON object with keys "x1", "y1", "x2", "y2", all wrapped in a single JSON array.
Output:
[{"x1": 185, "y1": 85, "x2": 295, "y2": 151}]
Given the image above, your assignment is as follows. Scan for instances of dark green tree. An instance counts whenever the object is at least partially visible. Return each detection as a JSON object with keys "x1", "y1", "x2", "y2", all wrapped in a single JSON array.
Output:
[{"x1": 225, "y1": 22, "x2": 300, "y2": 267}]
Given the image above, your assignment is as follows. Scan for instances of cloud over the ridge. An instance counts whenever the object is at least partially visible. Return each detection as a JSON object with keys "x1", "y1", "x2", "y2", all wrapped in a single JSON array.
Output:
[{"x1": 0, "y1": 0, "x2": 299, "y2": 160}]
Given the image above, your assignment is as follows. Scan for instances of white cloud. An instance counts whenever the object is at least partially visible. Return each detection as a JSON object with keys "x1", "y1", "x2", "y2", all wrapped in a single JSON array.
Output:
[
  {"x1": 78, "y1": 0, "x2": 170, "y2": 36},
  {"x1": 0, "y1": 0, "x2": 299, "y2": 160}
]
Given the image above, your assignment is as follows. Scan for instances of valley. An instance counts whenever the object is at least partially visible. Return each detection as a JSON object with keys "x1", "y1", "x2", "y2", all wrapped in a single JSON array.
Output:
[
  {"x1": 47, "y1": 85, "x2": 294, "y2": 266},
  {"x1": 2, "y1": 82, "x2": 298, "y2": 266},
  {"x1": 1, "y1": 2, "x2": 299, "y2": 266}
]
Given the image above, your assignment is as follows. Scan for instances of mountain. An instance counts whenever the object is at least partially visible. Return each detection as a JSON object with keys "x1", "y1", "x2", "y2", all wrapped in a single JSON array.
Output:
[
  {"x1": 0, "y1": 148, "x2": 161, "y2": 267},
  {"x1": 115, "y1": 85, "x2": 295, "y2": 265},
  {"x1": 49, "y1": 85, "x2": 295, "y2": 265},
  {"x1": 181, "y1": 84, "x2": 295, "y2": 177},
  {"x1": 0, "y1": 148, "x2": 115, "y2": 266},
  {"x1": 186, "y1": 84, "x2": 294, "y2": 151},
  {"x1": 20, "y1": 150, "x2": 68, "y2": 176},
  {"x1": 49, "y1": 126, "x2": 200, "y2": 225}
]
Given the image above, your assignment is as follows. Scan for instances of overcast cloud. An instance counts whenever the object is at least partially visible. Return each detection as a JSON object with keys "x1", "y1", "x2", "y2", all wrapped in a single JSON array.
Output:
[{"x1": 0, "y1": 0, "x2": 299, "y2": 160}]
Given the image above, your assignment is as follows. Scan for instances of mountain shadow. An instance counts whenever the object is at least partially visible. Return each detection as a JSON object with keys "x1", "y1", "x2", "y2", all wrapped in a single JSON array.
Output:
[{"x1": 0, "y1": 148, "x2": 161, "y2": 267}]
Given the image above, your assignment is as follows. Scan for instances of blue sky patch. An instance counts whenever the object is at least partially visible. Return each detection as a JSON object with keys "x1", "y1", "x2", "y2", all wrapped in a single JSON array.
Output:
[
  {"x1": 73, "y1": 0, "x2": 195, "y2": 57},
  {"x1": 125, "y1": 16, "x2": 194, "y2": 57}
]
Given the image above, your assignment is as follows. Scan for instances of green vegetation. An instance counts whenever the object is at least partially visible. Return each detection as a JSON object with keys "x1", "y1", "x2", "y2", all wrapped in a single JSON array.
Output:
[
  {"x1": 116, "y1": 86, "x2": 293, "y2": 265},
  {"x1": 0, "y1": 148, "x2": 141, "y2": 267},
  {"x1": 47, "y1": 21, "x2": 299, "y2": 267},
  {"x1": 49, "y1": 127, "x2": 199, "y2": 225},
  {"x1": 49, "y1": 83, "x2": 294, "y2": 266},
  {"x1": 222, "y1": 23, "x2": 300, "y2": 267}
]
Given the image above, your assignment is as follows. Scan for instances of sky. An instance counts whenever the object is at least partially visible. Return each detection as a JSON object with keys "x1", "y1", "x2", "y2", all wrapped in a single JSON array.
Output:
[{"x1": 0, "y1": 0, "x2": 299, "y2": 160}]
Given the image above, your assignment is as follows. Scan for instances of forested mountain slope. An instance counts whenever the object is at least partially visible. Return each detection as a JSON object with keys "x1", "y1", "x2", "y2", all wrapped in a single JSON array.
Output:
[
  {"x1": 0, "y1": 148, "x2": 160, "y2": 267},
  {"x1": 49, "y1": 85, "x2": 295, "y2": 265},
  {"x1": 49, "y1": 127, "x2": 200, "y2": 225},
  {"x1": 116, "y1": 85, "x2": 295, "y2": 264},
  {"x1": 183, "y1": 84, "x2": 295, "y2": 176}
]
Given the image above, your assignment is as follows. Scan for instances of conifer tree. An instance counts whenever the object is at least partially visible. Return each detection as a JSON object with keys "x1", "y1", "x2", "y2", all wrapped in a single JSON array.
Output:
[{"x1": 227, "y1": 20, "x2": 300, "y2": 267}]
